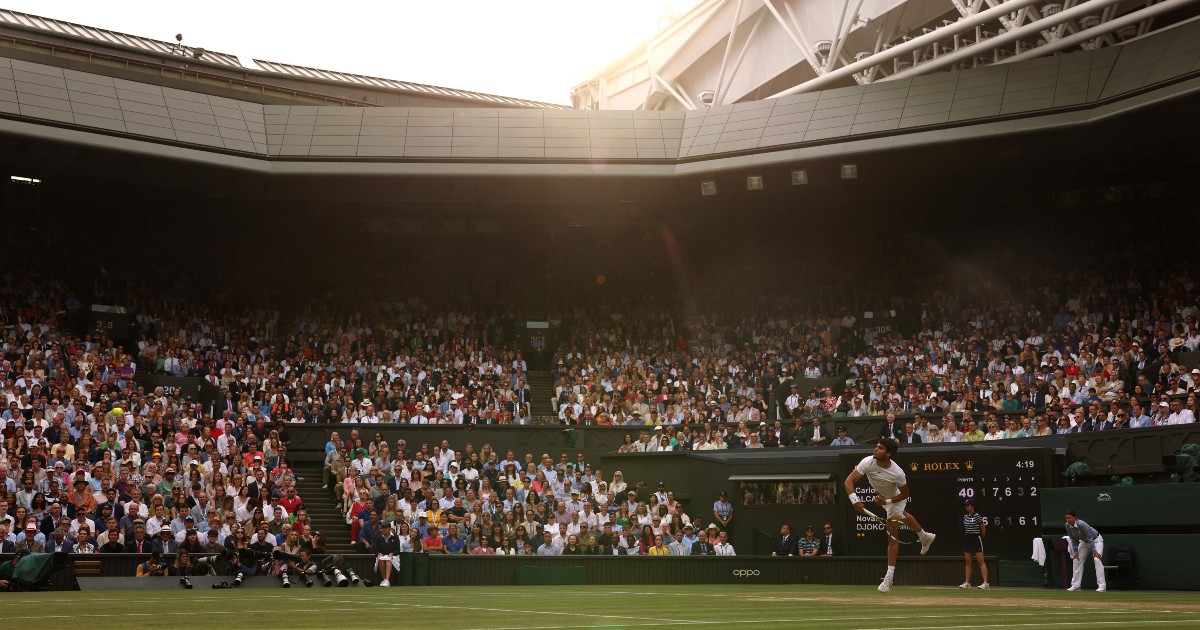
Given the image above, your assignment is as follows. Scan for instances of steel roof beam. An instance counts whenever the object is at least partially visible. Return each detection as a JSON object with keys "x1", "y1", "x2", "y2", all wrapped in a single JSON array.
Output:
[{"x1": 768, "y1": 0, "x2": 1043, "y2": 98}]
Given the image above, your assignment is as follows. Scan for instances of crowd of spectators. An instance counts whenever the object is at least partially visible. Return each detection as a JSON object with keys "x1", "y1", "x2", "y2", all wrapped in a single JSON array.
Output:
[
  {"x1": 537, "y1": 234, "x2": 1200, "y2": 438},
  {"x1": 0, "y1": 275, "x2": 327, "y2": 583},
  {"x1": 0, "y1": 209, "x2": 1197, "y2": 582},
  {"x1": 325, "y1": 428, "x2": 734, "y2": 557}
]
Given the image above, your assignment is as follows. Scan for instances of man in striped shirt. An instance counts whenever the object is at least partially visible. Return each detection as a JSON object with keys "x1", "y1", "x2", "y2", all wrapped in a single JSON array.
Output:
[{"x1": 959, "y1": 499, "x2": 989, "y2": 589}]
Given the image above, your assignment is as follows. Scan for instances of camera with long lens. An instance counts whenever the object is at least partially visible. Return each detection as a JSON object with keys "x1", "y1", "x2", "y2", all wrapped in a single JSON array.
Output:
[
  {"x1": 330, "y1": 555, "x2": 372, "y2": 587},
  {"x1": 239, "y1": 548, "x2": 273, "y2": 563},
  {"x1": 190, "y1": 555, "x2": 219, "y2": 576},
  {"x1": 179, "y1": 576, "x2": 193, "y2": 589},
  {"x1": 211, "y1": 581, "x2": 234, "y2": 589},
  {"x1": 326, "y1": 565, "x2": 349, "y2": 587},
  {"x1": 272, "y1": 549, "x2": 303, "y2": 564},
  {"x1": 321, "y1": 555, "x2": 350, "y2": 587}
]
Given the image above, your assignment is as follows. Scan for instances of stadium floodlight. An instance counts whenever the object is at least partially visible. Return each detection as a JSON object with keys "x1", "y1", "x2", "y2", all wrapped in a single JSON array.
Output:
[
  {"x1": 791, "y1": 170, "x2": 808, "y2": 185},
  {"x1": 746, "y1": 175, "x2": 763, "y2": 191},
  {"x1": 700, "y1": 181, "x2": 717, "y2": 196},
  {"x1": 10, "y1": 176, "x2": 41, "y2": 185},
  {"x1": 840, "y1": 164, "x2": 858, "y2": 180}
]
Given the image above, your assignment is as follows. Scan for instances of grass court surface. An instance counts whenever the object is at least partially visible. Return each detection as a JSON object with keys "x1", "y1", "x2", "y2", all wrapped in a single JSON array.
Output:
[{"x1": 2, "y1": 584, "x2": 1198, "y2": 629}]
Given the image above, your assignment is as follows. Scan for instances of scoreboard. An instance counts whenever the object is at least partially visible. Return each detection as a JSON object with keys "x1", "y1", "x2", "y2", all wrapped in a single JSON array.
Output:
[{"x1": 840, "y1": 447, "x2": 1054, "y2": 559}]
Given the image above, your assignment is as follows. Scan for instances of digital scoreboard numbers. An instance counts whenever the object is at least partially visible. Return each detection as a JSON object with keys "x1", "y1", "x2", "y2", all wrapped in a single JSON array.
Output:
[{"x1": 842, "y1": 448, "x2": 1052, "y2": 559}]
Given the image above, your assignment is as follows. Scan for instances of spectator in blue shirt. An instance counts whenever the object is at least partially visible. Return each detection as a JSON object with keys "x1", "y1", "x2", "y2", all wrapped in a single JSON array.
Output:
[{"x1": 443, "y1": 524, "x2": 466, "y2": 554}]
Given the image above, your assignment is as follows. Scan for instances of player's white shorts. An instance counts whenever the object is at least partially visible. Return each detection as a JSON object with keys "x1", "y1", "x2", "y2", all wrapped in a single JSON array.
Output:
[{"x1": 884, "y1": 498, "x2": 908, "y2": 520}]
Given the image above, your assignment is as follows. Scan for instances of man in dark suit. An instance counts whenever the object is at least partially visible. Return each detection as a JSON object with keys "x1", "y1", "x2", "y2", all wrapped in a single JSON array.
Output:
[
  {"x1": 772, "y1": 524, "x2": 797, "y2": 556},
  {"x1": 786, "y1": 419, "x2": 807, "y2": 447},
  {"x1": 690, "y1": 530, "x2": 715, "y2": 556},
  {"x1": 820, "y1": 523, "x2": 842, "y2": 556},
  {"x1": 887, "y1": 413, "x2": 905, "y2": 440},
  {"x1": 124, "y1": 522, "x2": 151, "y2": 554},
  {"x1": 901, "y1": 422, "x2": 922, "y2": 444},
  {"x1": 804, "y1": 418, "x2": 828, "y2": 447},
  {"x1": 514, "y1": 380, "x2": 533, "y2": 410},
  {"x1": 150, "y1": 525, "x2": 179, "y2": 555}
]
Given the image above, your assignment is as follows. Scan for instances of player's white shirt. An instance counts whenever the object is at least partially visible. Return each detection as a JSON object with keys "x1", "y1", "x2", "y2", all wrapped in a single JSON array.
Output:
[{"x1": 855, "y1": 455, "x2": 907, "y2": 499}]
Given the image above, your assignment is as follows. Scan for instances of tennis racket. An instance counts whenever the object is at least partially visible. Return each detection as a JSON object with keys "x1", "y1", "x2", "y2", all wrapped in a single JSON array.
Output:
[{"x1": 860, "y1": 507, "x2": 918, "y2": 544}]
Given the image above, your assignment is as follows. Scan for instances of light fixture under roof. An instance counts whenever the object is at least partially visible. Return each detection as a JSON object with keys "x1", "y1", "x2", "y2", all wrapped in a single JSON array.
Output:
[
  {"x1": 700, "y1": 181, "x2": 717, "y2": 196},
  {"x1": 791, "y1": 170, "x2": 808, "y2": 185},
  {"x1": 840, "y1": 164, "x2": 858, "y2": 180},
  {"x1": 746, "y1": 175, "x2": 763, "y2": 190}
]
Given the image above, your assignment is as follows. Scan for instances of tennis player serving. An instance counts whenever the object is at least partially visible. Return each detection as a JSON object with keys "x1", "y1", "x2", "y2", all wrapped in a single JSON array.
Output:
[{"x1": 844, "y1": 437, "x2": 936, "y2": 592}]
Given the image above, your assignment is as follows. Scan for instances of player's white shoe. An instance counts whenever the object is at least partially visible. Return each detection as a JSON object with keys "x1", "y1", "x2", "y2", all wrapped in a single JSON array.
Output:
[
  {"x1": 1096, "y1": 587, "x2": 1106, "y2": 592},
  {"x1": 977, "y1": 583, "x2": 990, "y2": 590},
  {"x1": 1067, "y1": 586, "x2": 1081, "y2": 591},
  {"x1": 958, "y1": 582, "x2": 971, "y2": 589},
  {"x1": 919, "y1": 531, "x2": 936, "y2": 555},
  {"x1": 878, "y1": 575, "x2": 893, "y2": 593},
  {"x1": 379, "y1": 580, "x2": 390, "y2": 587}
]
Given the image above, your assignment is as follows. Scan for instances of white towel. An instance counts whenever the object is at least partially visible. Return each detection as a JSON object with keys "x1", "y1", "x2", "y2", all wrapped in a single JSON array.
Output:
[
  {"x1": 374, "y1": 554, "x2": 401, "y2": 574},
  {"x1": 1032, "y1": 538, "x2": 1047, "y2": 566}
]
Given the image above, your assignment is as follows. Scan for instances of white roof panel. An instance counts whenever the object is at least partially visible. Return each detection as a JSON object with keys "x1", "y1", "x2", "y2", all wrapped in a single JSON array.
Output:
[{"x1": 0, "y1": 8, "x2": 244, "y2": 68}]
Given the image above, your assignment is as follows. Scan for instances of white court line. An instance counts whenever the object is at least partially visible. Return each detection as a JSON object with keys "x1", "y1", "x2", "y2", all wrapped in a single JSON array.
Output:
[
  {"x1": 869, "y1": 620, "x2": 1200, "y2": 630},
  {"x1": 463, "y1": 614, "x2": 1200, "y2": 630},
  {"x1": 347, "y1": 601, "x2": 1163, "y2": 629},
  {"x1": 345, "y1": 599, "x2": 691, "y2": 624},
  {"x1": 0, "y1": 608, "x2": 362, "y2": 621}
]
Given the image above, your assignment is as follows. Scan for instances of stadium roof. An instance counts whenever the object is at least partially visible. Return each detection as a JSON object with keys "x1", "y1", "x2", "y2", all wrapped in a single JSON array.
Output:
[
  {"x1": 0, "y1": 7, "x2": 567, "y2": 109},
  {"x1": 0, "y1": 8, "x2": 243, "y2": 68},
  {"x1": 252, "y1": 59, "x2": 570, "y2": 110}
]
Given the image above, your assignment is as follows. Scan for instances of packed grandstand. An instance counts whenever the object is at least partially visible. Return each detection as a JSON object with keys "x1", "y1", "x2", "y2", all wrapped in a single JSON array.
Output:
[
  {"x1": 2, "y1": 205, "x2": 1198, "y2": 568},
  {"x1": 1, "y1": 0, "x2": 1199, "y2": 596}
]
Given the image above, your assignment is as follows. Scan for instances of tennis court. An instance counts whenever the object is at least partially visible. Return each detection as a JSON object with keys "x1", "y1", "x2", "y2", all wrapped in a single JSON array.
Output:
[{"x1": 1, "y1": 584, "x2": 1197, "y2": 629}]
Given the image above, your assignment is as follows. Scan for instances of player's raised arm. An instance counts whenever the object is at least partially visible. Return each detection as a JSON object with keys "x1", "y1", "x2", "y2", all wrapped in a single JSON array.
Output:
[{"x1": 844, "y1": 469, "x2": 866, "y2": 513}]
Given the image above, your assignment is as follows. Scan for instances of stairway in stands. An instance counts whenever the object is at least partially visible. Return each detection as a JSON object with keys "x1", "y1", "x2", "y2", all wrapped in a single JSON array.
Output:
[
  {"x1": 526, "y1": 370, "x2": 558, "y2": 424},
  {"x1": 292, "y1": 461, "x2": 356, "y2": 555}
]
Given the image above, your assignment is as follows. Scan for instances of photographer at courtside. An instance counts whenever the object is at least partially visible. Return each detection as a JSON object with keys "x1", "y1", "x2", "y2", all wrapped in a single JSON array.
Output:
[
  {"x1": 168, "y1": 550, "x2": 195, "y2": 588},
  {"x1": 135, "y1": 551, "x2": 168, "y2": 577}
]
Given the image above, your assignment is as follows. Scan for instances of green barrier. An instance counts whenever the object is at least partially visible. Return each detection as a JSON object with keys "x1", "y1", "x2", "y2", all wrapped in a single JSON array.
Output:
[
  {"x1": 516, "y1": 565, "x2": 587, "y2": 585},
  {"x1": 1041, "y1": 485, "x2": 1200, "y2": 528},
  {"x1": 998, "y1": 560, "x2": 1045, "y2": 587},
  {"x1": 1041, "y1": 486, "x2": 1200, "y2": 590},
  {"x1": 1096, "y1": 534, "x2": 1198, "y2": 590},
  {"x1": 412, "y1": 552, "x2": 430, "y2": 586},
  {"x1": 399, "y1": 552, "x2": 415, "y2": 586}
]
